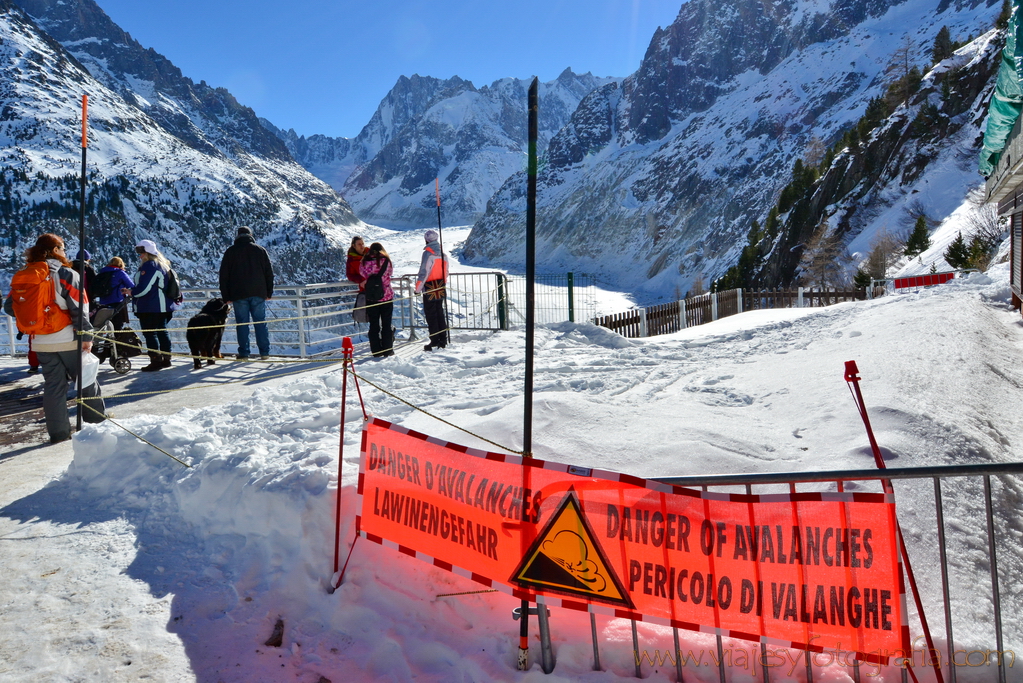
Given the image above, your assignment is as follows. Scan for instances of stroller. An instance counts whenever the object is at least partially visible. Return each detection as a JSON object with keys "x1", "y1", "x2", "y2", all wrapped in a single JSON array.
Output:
[{"x1": 91, "y1": 299, "x2": 143, "y2": 374}]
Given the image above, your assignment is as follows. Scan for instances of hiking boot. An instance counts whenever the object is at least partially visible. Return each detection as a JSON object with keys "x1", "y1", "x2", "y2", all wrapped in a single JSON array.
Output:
[
  {"x1": 140, "y1": 352, "x2": 163, "y2": 372},
  {"x1": 160, "y1": 354, "x2": 173, "y2": 368},
  {"x1": 259, "y1": 355, "x2": 270, "y2": 360}
]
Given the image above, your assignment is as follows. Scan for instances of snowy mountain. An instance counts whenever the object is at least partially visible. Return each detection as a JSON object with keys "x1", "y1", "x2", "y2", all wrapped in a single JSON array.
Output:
[
  {"x1": 0, "y1": 0, "x2": 364, "y2": 284},
  {"x1": 463, "y1": 0, "x2": 1003, "y2": 297},
  {"x1": 265, "y1": 70, "x2": 617, "y2": 226}
]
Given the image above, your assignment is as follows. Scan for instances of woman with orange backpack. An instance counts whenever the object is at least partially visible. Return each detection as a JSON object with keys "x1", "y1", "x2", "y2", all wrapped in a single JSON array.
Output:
[{"x1": 3, "y1": 233, "x2": 106, "y2": 443}]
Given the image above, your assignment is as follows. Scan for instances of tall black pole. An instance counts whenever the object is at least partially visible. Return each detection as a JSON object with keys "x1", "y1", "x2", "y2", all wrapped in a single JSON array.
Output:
[
  {"x1": 435, "y1": 178, "x2": 449, "y2": 346},
  {"x1": 518, "y1": 76, "x2": 539, "y2": 673},
  {"x1": 75, "y1": 94, "x2": 88, "y2": 431}
]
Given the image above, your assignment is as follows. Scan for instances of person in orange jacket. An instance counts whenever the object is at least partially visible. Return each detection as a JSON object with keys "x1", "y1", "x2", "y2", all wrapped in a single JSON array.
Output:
[{"x1": 414, "y1": 230, "x2": 449, "y2": 351}]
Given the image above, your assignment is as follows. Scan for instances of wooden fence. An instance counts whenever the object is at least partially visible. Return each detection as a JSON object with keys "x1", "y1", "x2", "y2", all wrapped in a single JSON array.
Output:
[{"x1": 595, "y1": 288, "x2": 865, "y2": 339}]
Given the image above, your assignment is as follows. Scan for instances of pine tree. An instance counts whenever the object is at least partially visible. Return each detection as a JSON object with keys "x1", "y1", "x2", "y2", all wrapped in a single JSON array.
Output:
[
  {"x1": 932, "y1": 26, "x2": 954, "y2": 64},
  {"x1": 997, "y1": 0, "x2": 1011, "y2": 30},
  {"x1": 904, "y1": 215, "x2": 931, "y2": 256},
  {"x1": 944, "y1": 232, "x2": 971, "y2": 269},
  {"x1": 853, "y1": 268, "x2": 872, "y2": 288}
]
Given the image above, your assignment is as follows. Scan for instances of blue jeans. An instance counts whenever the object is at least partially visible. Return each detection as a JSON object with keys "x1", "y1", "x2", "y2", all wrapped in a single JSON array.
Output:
[{"x1": 233, "y1": 296, "x2": 269, "y2": 357}]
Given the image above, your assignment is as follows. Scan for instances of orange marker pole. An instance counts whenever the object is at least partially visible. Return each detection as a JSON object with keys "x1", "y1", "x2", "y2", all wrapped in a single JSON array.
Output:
[{"x1": 75, "y1": 94, "x2": 88, "y2": 431}]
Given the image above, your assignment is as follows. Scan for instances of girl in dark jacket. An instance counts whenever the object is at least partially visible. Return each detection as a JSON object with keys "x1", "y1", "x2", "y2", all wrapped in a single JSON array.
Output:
[
  {"x1": 94, "y1": 256, "x2": 135, "y2": 331},
  {"x1": 129, "y1": 239, "x2": 175, "y2": 371},
  {"x1": 358, "y1": 242, "x2": 394, "y2": 357}
]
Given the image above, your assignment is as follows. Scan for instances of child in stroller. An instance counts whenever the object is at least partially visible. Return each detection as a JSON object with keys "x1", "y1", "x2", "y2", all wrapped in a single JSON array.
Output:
[{"x1": 91, "y1": 298, "x2": 143, "y2": 374}]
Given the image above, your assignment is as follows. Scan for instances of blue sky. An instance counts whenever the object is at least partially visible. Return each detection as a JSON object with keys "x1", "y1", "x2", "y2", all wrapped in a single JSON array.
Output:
[{"x1": 96, "y1": 0, "x2": 682, "y2": 139}]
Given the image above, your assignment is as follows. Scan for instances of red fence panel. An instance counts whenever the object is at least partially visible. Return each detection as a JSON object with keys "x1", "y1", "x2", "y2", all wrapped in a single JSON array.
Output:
[{"x1": 892, "y1": 272, "x2": 955, "y2": 290}]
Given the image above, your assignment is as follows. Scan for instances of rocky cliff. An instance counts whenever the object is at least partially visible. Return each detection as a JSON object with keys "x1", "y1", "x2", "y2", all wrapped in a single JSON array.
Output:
[
  {"x1": 268, "y1": 70, "x2": 617, "y2": 226},
  {"x1": 463, "y1": 0, "x2": 1001, "y2": 298}
]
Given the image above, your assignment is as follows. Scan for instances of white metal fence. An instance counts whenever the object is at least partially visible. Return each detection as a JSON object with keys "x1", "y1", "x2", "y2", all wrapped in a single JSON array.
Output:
[{"x1": 1, "y1": 272, "x2": 602, "y2": 358}]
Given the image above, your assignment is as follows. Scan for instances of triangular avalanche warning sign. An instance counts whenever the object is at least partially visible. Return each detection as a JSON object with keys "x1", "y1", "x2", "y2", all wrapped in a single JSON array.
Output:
[{"x1": 511, "y1": 492, "x2": 634, "y2": 609}]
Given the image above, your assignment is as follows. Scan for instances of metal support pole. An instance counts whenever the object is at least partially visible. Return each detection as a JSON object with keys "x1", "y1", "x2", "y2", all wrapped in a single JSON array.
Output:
[
  {"x1": 513, "y1": 605, "x2": 554, "y2": 674},
  {"x1": 296, "y1": 293, "x2": 307, "y2": 358},
  {"x1": 716, "y1": 635, "x2": 726, "y2": 683},
  {"x1": 934, "y1": 477, "x2": 956, "y2": 683},
  {"x1": 983, "y1": 475, "x2": 1007, "y2": 683},
  {"x1": 672, "y1": 627, "x2": 684, "y2": 682},
  {"x1": 6, "y1": 315, "x2": 15, "y2": 356},
  {"x1": 798, "y1": 287, "x2": 804, "y2": 308},
  {"x1": 590, "y1": 613, "x2": 601, "y2": 671},
  {"x1": 75, "y1": 94, "x2": 88, "y2": 431},
  {"x1": 536, "y1": 602, "x2": 555, "y2": 674},
  {"x1": 631, "y1": 619, "x2": 641, "y2": 678},
  {"x1": 567, "y1": 272, "x2": 575, "y2": 322},
  {"x1": 497, "y1": 274, "x2": 508, "y2": 331},
  {"x1": 518, "y1": 76, "x2": 540, "y2": 675},
  {"x1": 639, "y1": 308, "x2": 648, "y2": 337},
  {"x1": 711, "y1": 292, "x2": 719, "y2": 320},
  {"x1": 680, "y1": 298, "x2": 687, "y2": 329},
  {"x1": 737, "y1": 288, "x2": 743, "y2": 314}
]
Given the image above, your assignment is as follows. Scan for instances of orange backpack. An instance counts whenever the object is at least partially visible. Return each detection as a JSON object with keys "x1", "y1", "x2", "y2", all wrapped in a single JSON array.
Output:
[{"x1": 8, "y1": 261, "x2": 72, "y2": 335}]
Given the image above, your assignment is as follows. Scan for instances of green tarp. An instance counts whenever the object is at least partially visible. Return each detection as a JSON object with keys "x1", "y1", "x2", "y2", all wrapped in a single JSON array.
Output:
[{"x1": 980, "y1": 0, "x2": 1023, "y2": 177}]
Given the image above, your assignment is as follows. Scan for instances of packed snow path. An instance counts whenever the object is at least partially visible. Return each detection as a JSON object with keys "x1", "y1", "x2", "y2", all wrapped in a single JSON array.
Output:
[{"x1": 1, "y1": 266, "x2": 1021, "y2": 682}]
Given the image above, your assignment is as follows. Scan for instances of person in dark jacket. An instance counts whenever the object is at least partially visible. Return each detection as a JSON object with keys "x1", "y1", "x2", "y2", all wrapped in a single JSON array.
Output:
[
  {"x1": 219, "y1": 226, "x2": 275, "y2": 360},
  {"x1": 129, "y1": 239, "x2": 176, "y2": 371},
  {"x1": 358, "y1": 242, "x2": 394, "y2": 357},
  {"x1": 415, "y1": 229, "x2": 449, "y2": 351},
  {"x1": 93, "y1": 256, "x2": 135, "y2": 331},
  {"x1": 71, "y1": 249, "x2": 97, "y2": 301}
]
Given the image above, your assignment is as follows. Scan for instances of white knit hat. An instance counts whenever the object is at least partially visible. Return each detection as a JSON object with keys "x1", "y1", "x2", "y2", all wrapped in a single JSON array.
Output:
[{"x1": 135, "y1": 239, "x2": 158, "y2": 255}]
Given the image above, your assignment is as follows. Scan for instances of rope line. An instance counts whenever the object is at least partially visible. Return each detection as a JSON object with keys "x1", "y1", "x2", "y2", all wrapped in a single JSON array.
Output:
[
  {"x1": 96, "y1": 283, "x2": 504, "y2": 333},
  {"x1": 75, "y1": 399, "x2": 192, "y2": 468},
  {"x1": 348, "y1": 365, "x2": 523, "y2": 456},
  {"x1": 436, "y1": 589, "x2": 498, "y2": 598}
]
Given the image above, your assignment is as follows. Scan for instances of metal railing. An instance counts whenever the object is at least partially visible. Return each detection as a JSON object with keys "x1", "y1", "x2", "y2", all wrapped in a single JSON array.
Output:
[
  {"x1": 1, "y1": 272, "x2": 602, "y2": 357},
  {"x1": 598, "y1": 461, "x2": 1022, "y2": 683}
]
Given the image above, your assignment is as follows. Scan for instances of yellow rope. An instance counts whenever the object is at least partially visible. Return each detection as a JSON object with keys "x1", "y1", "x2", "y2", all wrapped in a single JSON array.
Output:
[
  {"x1": 75, "y1": 399, "x2": 192, "y2": 468},
  {"x1": 436, "y1": 589, "x2": 498, "y2": 598},
  {"x1": 349, "y1": 365, "x2": 523, "y2": 456},
  {"x1": 98, "y1": 281, "x2": 504, "y2": 333}
]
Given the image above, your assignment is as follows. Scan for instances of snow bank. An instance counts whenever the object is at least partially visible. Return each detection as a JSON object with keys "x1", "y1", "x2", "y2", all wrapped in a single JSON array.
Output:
[{"x1": 9, "y1": 267, "x2": 1021, "y2": 681}]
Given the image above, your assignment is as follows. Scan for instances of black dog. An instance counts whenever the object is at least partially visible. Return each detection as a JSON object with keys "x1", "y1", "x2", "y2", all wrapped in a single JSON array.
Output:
[{"x1": 186, "y1": 298, "x2": 231, "y2": 370}]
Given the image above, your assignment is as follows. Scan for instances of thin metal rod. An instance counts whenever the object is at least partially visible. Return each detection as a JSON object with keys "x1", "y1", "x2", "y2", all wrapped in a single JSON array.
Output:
[
  {"x1": 518, "y1": 77, "x2": 539, "y2": 675},
  {"x1": 672, "y1": 627, "x2": 683, "y2": 682},
  {"x1": 716, "y1": 634, "x2": 726, "y2": 683},
  {"x1": 590, "y1": 613, "x2": 601, "y2": 671},
  {"x1": 933, "y1": 477, "x2": 956, "y2": 683},
  {"x1": 654, "y1": 461, "x2": 1023, "y2": 487},
  {"x1": 75, "y1": 94, "x2": 88, "y2": 431},
  {"x1": 761, "y1": 643, "x2": 769, "y2": 683},
  {"x1": 983, "y1": 475, "x2": 1007, "y2": 683},
  {"x1": 631, "y1": 619, "x2": 641, "y2": 678}
]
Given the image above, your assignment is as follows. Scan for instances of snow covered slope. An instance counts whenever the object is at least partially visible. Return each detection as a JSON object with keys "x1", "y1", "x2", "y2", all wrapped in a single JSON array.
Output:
[
  {"x1": 0, "y1": 0, "x2": 363, "y2": 284},
  {"x1": 1, "y1": 259, "x2": 1021, "y2": 681},
  {"x1": 267, "y1": 70, "x2": 617, "y2": 227},
  {"x1": 464, "y1": 0, "x2": 1002, "y2": 297}
]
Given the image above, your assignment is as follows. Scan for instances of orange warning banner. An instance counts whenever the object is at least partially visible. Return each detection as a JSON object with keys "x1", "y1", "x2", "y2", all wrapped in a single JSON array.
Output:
[{"x1": 357, "y1": 418, "x2": 907, "y2": 661}]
